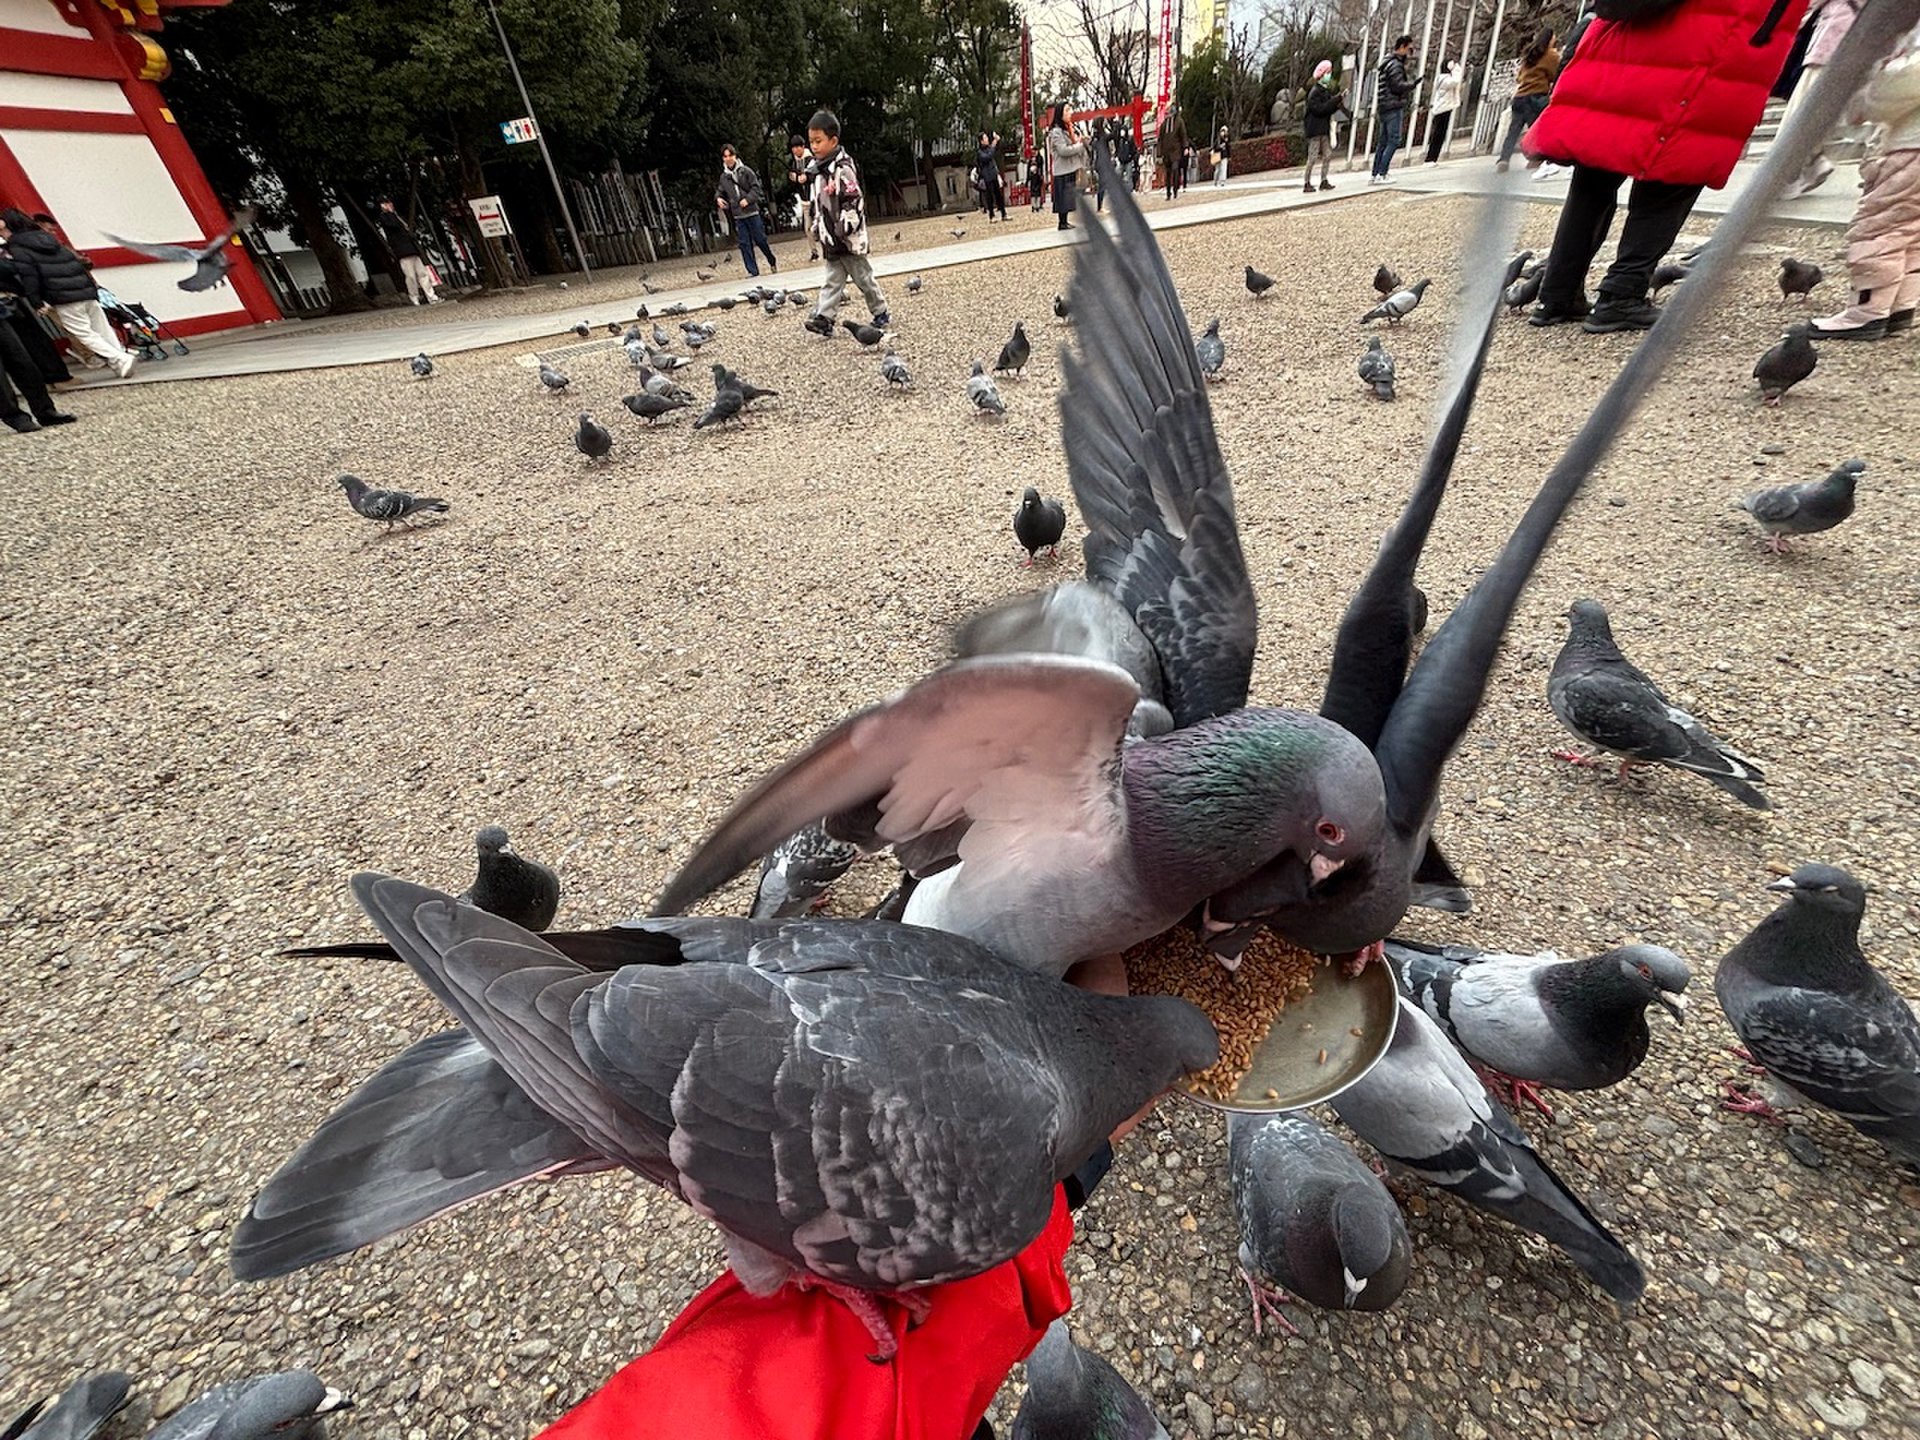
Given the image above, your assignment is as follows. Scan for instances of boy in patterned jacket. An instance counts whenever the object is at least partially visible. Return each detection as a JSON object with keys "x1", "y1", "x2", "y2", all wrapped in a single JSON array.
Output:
[{"x1": 802, "y1": 109, "x2": 891, "y2": 337}]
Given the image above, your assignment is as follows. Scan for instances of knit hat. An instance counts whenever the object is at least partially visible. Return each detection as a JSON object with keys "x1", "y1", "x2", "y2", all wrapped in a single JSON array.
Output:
[{"x1": 1313, "y1": 59, "x2": 1334, "y2": 80}]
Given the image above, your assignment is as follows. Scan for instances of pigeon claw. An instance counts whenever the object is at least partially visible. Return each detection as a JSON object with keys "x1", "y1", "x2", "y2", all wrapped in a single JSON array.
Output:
[
  {"x1": 1476, "y1": 1066, "x2": 1557, "y2": 1120},
  {"x1": 1719, "y1": 1079, "x2": 1788, "y2": 1123},
  {"x1": 1241, "y1": 1268, "x2": 1300, "y2": 1339},
  {"x1": 1550, "y1": 748, "x2": 1599, "y2": 767},
  {"x1": 1338, "y1": 940, "x2": 1386, "y2": 978}
]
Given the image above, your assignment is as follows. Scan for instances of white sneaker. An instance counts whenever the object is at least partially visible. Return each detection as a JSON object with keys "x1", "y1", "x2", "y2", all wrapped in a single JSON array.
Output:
[
  {"x1": 1532, "y1": 162, "x2": 1566, "y2": 182},
  {"x1": 113, "y1": 353, "x2": 135, "y2": 378},
  {"x1": 1377, "y1": 174, "x2": 1397, "y2": 185}
]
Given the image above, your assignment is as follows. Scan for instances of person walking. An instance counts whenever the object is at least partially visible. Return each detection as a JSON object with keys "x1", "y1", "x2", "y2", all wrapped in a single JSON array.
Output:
[
  {"x1": 375, "y1": 198, "x2": 439, "y2": 305},
  {"x1": 1425, "y1": 59, "x2": 1462, "y2": 162},
  {"x1": 0, "y1": 249, "x2": 70, "y2": 386},
  {"x1": 0, "y1": 209, "x2": 135, "y2": 378},
  {"x1": 1495, "y1": 29, "x2": 1562, "y2": 172},
  {"x1": 1303, "y1": 60, "x2": 1346, "y2": 191},
  {"x1": 787, "y1": 135, "x2": 818, "y2": 261},
  {"x1": 1214, "y1": 125, "x2": 1232, "y2": 185},
  {"x1": 1115, "y1": 122, "x2": 1141, "y2": 195},
  {"x1": 1045, "y1": 103, "x2": 1089, "y2": 231},
  {"x1": 976, "y1": 131, "x2": 1010, "y2": 222},
  {"x1": 1523, "y1": 0, "x2": 1809, "y2": 333},
  {"x1": 1157, "y1": 105, "x2": 1190, "y2": 200},
  {"x1": 716, "y1": 144, "x2": 779, "y2": 276},
  {"x1": 1372, "y1": 35, "x2": 1422, "y2": 183},
  {"x1": 802, "y1": 109, "x2": 889, "y2": 336}
]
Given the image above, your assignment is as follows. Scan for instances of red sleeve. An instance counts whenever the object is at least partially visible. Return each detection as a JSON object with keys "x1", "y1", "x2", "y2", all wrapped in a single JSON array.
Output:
[{"x1": 535, "y1": 1191, "x2": 1075, "y2": 1440}]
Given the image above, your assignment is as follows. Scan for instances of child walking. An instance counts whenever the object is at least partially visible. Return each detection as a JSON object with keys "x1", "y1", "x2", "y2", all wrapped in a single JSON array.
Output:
[{"x1": 802, "y1": 109, "x2": 890, "y2": 337}]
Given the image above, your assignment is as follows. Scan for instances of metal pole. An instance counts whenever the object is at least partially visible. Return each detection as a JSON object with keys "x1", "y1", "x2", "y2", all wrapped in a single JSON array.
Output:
[
  {"x1": 485, "y1": 0, "x2": 590, "y2": 282},
  {"x1": 1412, "y1": 0, "x2": 1439, "y2": 147},
  {"x1": 1347, "y1": 2, "x2": 1375, "y2": 171},
  {"x1": 1453, "y1": 0, "x2": 1479, "y2": 156},
  {"x1": 1480, "y1": 0, "x2": 1509, "y2": 156}
]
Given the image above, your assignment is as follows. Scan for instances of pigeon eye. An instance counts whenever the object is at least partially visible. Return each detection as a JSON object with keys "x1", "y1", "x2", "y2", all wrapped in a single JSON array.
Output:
[
  {"x1": 1316, "y1": 821, "x2": 1345, "y2": 845},
  {"x1": 1637, "y1": 963, "x2": 1653, "y2": 979}
]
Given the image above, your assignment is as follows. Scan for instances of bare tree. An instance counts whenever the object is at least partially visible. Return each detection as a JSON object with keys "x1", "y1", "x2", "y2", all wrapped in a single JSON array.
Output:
[{"x1": 1072, "y1": 0, "x2": 1153, "y2": 104}]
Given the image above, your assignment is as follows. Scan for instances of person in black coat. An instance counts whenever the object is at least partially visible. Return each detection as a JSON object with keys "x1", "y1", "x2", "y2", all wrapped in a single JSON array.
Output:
[
  {"x1": 376, "y1": 198, "x2": 439, "y2": 305},
  {"x1": 1302, "y1": 60, "x2": 1347, "y2": 192},
  {"x1": 975, "y1": 131, "x2": 1008, "y2": 222},
  {"x1": 0, "y1": 252, "x2": 71, "y2": 386},
  {"x1": 1371, "y1": 35, "x2": 1422, "y2": 182},
  {"x1": 1, "y1": 208, "x2": 135, "y2": 378}
]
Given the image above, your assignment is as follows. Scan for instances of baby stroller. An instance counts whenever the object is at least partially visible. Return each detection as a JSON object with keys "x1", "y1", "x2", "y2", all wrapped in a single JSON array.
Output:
[{"x1": 96, "y1": 285, "x2": 190, "y2": 360}]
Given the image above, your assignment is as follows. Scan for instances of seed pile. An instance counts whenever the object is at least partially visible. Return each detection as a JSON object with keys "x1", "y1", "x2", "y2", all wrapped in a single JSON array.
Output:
[{"x1": 1122, "y1": 926, "x2": 1320, "y2": 1101}]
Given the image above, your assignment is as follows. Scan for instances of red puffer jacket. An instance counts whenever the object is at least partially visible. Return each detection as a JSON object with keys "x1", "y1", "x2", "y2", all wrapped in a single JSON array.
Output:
[{"x1": 1524, "y1": 0, "x2": 1808, "y2": 187}]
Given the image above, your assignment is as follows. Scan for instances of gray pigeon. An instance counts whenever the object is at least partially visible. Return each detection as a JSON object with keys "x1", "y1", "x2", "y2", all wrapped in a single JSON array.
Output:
[
  {"x1": 712, "y1": 364, "x2": 778, "y2": 407},
  {"x1": 101, "y1": 209, "x2": 255, "y2": 292},
  {"x1": 1332, "y1": 997, "x2": 1646, "y2": 1305},
  {"x1": 1649, "y1": 260, "x2": 1691, "y2": 297},
  {"x1": 750, "y1": 822, "x2": 860, "y2": 919},
  {"x1": 907, "y1": 275, "x2": 924, "y2": 293},
  {"x1": 789, "y1": 291, "x2": 808, "y2": 307},
  {"x1": 1503, "y1": 268, "x2": 1542, "y2": 311},
  {"x1": 1778, "y1": 257, "x2": 1824, "y2": 300},
  {"x1": 664, "y1": 299, "x2": 691, "y2": 314},
  {"x1": 879, "y1": 350, "x2": 913, "y2": 389},
  {"x1": 148, "y1": 1370, "x2": 350, "y2": 1440},
  {"x1": 1372, "y1": 264, "x2": 1403, "y2": 299},
  {"x1": 966, "y1": 360, "x2": 1006, "y2": 416},
  {"x1": 647, "y1": 346, "x2": 692, "y2": 372},
  {"x1": 337, "y1": 473, "x2": 448, "y2": 530},
  {"x1": 762, "y1": 297, "x2": 782, "y2": 316},
  {"x1": 1358, "y1": 336, "x2": 1395, "y2": 400},
  {"x1": 950, "y1": 226, "x2": 968, "y2": 239},
  {"x1": 692, "y1": 384, "x2": 744, "y2": 430},
  {"x1": 623, "y1": 390, "x2": 690, "y2": 425},
  {"x1": 462, "y1": 825, "x2": 560, "y2": 931},
  {"x1": 1716, "y1": 865, "x2": 1920, "y2": 1169},
  {"x1": 230, "y1": 877, "x2": 1219, "y2": 1362},
  {"x1": 1754, "y1": 329, "x2": 1817, "y2": 405},
  {"x1": 1736, "y1": 458, "x2": 1862, "y2": 552},
  {"x1": 1194, "y1": 318, "x2": 1225, "y2": 380},
  {"x1": 572, "y1": 321, "x2": 590, "y2": 339},
  {"x1": 5, "y1": 1372, "x2": 131, "y2": 1440},
  {"x1": 843, "y1": 318, "x2": 888, "y2": 348},
  {"x1": 1244, "y1": 265, "x2": 1275, "y2": 298},
  {"x1": 1547, "y1": 598, "x2": 1770, "y2": 809},
  {"x1": 1053, "y1": 292, "x2": 1071, "y2": 321},
  {"x1": 1014, "y1": 486, "x2": 1066, "y2": 564},
  {"x1": 995, "y1": 321, "x2": 1031, "y2": 377},
  {"x1": 1228, "y1": 1111, "x2": 1410, "y2": 1333},
  {"x1": 1361, "y1": 278, "x2": 1432, "y2": 325},
  {"x1": 1389, "y1": 937, "x2": 1690, "y2": 1114},
  {"x1": 1010, "y1": 1319, "x2": 1169, "y2": 1439},
  {"x1": 538, "y1": 364, "x2": 570, "y2": 394},
  {"x1": 714, "y1": 295, "x2": 739, "y2": 310},
  {"x1": 574, "y1": 411, "x2": 613, "y2": 462},
  {"x1": 640, "y1": 368, "x2": 694, "y2": 403},
  {"x1": 652, "y1": 323, "x2": 674, "y2": 348},
  {"x1": 408, "y1": 352, "x2": 433, "y2": 379}
]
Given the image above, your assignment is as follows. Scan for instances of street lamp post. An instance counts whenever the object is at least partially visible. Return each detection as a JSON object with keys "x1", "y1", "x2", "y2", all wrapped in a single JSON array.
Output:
[{"x1": 484, "y1": 0, "x2": 591, "y2": 282}]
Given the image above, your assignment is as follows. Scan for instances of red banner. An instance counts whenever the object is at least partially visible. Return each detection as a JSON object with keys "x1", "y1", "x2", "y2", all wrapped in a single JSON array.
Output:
[{"x1": 1157, "y1": 0, "x2": 1175, "y2": 111}]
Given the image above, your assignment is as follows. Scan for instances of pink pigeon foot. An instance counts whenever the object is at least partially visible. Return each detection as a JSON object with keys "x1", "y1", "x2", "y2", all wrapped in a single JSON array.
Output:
[
  {"x1": 1720, "y1": 1079, "x2": 1789, "y2": 1124},
  {"x1": 1340, "y1": 940, "x2": 1386, "y2": 978},
  {"x1": 1475, "y1": 1065, "x2": 1557, "y2": 1120},
  {"x1": 1241, "y1": 1268, "x2": 1300, "y2": 1338},
  {"x1": 1551, "y1": 748, "x2": 1599, "y2": 767},
  {"x1": 791, "y1": 1277, "x2": 930, "y2": 1362}
]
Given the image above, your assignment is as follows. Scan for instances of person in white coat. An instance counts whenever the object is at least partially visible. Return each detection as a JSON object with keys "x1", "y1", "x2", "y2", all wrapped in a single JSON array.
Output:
[{"x1": 1424, "y1": 59, "x2": 1463, "y2": 163}]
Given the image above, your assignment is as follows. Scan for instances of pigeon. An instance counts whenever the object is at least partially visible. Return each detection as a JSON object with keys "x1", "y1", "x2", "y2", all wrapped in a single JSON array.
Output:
[
  {"x1": 1754, "y1": 329, "x2": 1817, "y2": 405},
  {"x1": 462, "y1": 825, "x2": 560, "y2": 931},
  {"x1": 661, "y1": 301, "x2": 690, "y2": 316},
  {"x1": 574, "y1": 411, "x2": 613, "y2": 461},
  {"x1": 652, "y1": 323, "x2": 673, "y2": 348},
  {"x1": 337, "y1": 473, "x2": 448, "y2": 530},
  {"x1": 538, "y1": 364, "x2": 570, "y2": 394},
  {"x1": 640, "y1": 368, "x2": 694, "y2": 403},
  {"x1": 1778, "y1": 257, "x2": 1824, "y2": 300},
  {"x1": 1010, "y1": 1319, "x2": 1169, "y2": 1439},
  {"x1": 148, "y1": 1371, "x2": 351, "y2": 1440},
  {"x1": 692, "y1": 384, "x2": 744, "y2": 430},
  {"x1": 750, "y1": 822, "x2": 860, "y2": 919},
  {"x1": 949, "y1": 226, "x2": 968, "y2": 239},
  {"x1": 1013, "y1": 486, "x2": 1067, "y2": 564},
  {"x1": 1716, "y1": 864, "x2": 1920, "y2": 1168},
  {"x1": 408, "y1": 352, "x2": 433, "y2": 379},
  {"x1": 100, "y1": 208, "x2": 255, "y2": 292},
  {"x1": 843, "y1": 318, "x2": 888, "y2": 348},
  {"x1": 1053, "y1": 292, "x2": 1072, "y2": 321},
  {"x1": 572, "y1": 321, "x2": 590, "y2": 338},
  {"x1": 1503, "y1": 268, "x2": 1543, "y2": 311},
  {"x1": 1649, "y1": 260, "x2": 1691, "y2": 297},
  {"x1": 1358, "y1": 336, "x2": 1395, "y2": 400},
  {"x1": 879, "y1": 350, "x2": 913, "y2": 389},
  {"x1": 995, "y1": 321, "x2": 1031, "y2": 377},
  {"x1": 762, "y1": 297, "x2": 782, "y2": 316},
  {"x1": 712, "y1": 364, "x2": 778, "y2": 408},
  {"x1": 4, "y1": 1371, "x2": 132, "y2": 1440},
  {"x1": 1547, "y1": 598, "x2": 1770, "y2": 809},
  {"x1": 714, "y1": 295, "x2": 738, "y2": 310},
  {"x1": 1372, "y1": 264, "x2": 1404, "y2": 299},
  {"x1": 1332, "y1": 996, "x2": 1646, "y2": 1305},
  {"x1": 1228, "y1": 1111, "x2": 1410, "y2": 1334},
  {"x1": 789, "y1": 291, "x2": 808, "y2": 307},
  {"x1": 1389, "y1": 936, "x2": 1690, "y2": 1115},
  {"x1": 1736, "y1": 458, "x2": 1862, "y2": 552},
  {"x1": 1194, "y1": 318, "x2": 1225, "y2": 380},
  {"x1": 605, "y1": 321, "x2": 622, "y2": 334},
  {"x1": 696, "y1": 267, "x2": 716, "y2": 281},
  {"x1": 647, "y1": 346, "x2": 692, "y2": 372},
  {"x1": 1361, "y1": 278, "x2": 1431, "y2": 325},
  {"x1": 743, "y1": 287, "x2": 765, "y2": 304},
  {"x1": 965, "y1": 359, "x2": 1006, "y2": 415},
  {"x1": 684, "y1": 330, "x2": 711, "y2": 351},
  {"x1": 894, "y1": 229, "x2": 904, "y2": 242},
  {"x1": 641, "y1": 278, "x2": 660, "y2": 293},
  {"x1": 623, "y1": 390, "x2": 690, "y2": 424},
  {"x1": 231, "y1": 876, "x2": 1219, "y2": 1363},
  {"x1": 907, "y1": 275, "x2": 924, "y2": 293},
  {"x1": 1244, "y1": 265, "x2": 1276, "y2": 298}
]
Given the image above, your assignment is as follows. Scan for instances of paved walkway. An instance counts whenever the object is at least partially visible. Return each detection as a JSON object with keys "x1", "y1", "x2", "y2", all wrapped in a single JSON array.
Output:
[{"x1": 83, "y1": 154, "x2": 1858, "y2": 386}]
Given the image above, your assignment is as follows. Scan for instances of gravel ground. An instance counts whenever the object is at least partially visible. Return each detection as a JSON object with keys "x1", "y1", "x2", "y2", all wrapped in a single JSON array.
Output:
[{"x1": 4, "y1": 191, "x2": 1918, "y2": 1440}]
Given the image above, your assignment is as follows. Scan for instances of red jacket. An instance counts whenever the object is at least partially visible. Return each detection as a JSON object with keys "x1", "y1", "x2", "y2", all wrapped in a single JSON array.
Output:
[{"x1": 1524, "y1": 0, "x2": 1808, "y2": 187}]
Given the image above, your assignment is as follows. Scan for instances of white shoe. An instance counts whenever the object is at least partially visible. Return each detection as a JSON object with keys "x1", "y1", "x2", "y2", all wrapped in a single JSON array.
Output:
[
  {"x1": 1532, "y1": 162, "x2": 1566, "y2": 182},
  {"x1": 113, "y1": 353, "x2": 135, "y2": 379},
  {"x1": 1377, "y1": 174, "x2": 1396, "y2": 185}
]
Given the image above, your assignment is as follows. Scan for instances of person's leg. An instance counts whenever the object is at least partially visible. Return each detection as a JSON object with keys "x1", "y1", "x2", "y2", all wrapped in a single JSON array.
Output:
[
  {"x1": 82, "y1": 301, "x2": 137, "y2": 373},
  {"x1": 1533, "y1": 164, "x2": 1625, "y2": 320},
  {"x1": 1811, "y1": 153, "x2": 1917, "y2": 335},
  {"x1": 813, "y1": 257, "x2": 848, "y2": 321},
  {"x1": 1598, "y1": 178, "x2": 1704, "y2": 302},
  {"x1": 1497, "y1": 100, "x2": 1529, "y2": 165},
  {"x1": 1372, "y1": 111, "x2": 1401, "y2": 176},
  {"x1": 55, "y1": 301, "x2": 131, "y2": 368},
  {"x1": 416, "y1": 256, "x2": 439, "y2": 302},
  {"x1": 1426, "y1": 112, "x2": 1449, "y2": 164},
  {"x1": 0, "y1": 319, "x2": 65, "y2": 421},
  {"x1": 848, "y1": 254, "x2": 889, "y2": 320},
  {"x1": 734, "y1": 219, "x2": 757, "y2": 275},
  {"x1": 1053, "y1": 174, "x2": 1073, "y2": 229},
  {"x1": 753, "y1": 215, "x2": 777, "y2": 271},
  {"x1": 8, "y1": 312, "x2": 71, "y2": 384},
  {"x1": 398, "y1": 255, "x2": 423, "y2": 303}
]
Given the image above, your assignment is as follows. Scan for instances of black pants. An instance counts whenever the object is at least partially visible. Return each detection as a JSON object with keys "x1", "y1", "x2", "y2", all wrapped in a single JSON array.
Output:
[
  {"x1": 982, "y1": 178, "x2": 1007, "y2": 220},
  {"x1": 1425, "y1": 110, "x2": 1452, "y2": 162},
  {"x1": 0, "y1": 315, "x2": 56, "y2": 421},
  {"x1": 7, "y1": 307, "x2": 70, "y2": 384},
  {"x1": 1539, "y1": 164, "x2": 1704, "y2": 308}
]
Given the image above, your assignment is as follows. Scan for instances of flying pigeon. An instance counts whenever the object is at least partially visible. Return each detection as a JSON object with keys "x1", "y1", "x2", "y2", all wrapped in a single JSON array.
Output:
[
  {"x1": 995, "y1": 321, "x2": 1031, "y2": 377},
  {"x1": 1649, "y1": 260, "x2": 1691, "y2": 297},
  {"x1": 1332, "y1": 997, "x2": 1646, "y2": 1305},
  {"x1": 1389, "y1": 936, "x2": 1690, "y2": 1116},
  {"x1": 966, "y1": 360, "x2": 1006, "y2": 416},
  {"x1": 1361, "y1": 278, "x2": 1432, "y2": 325},
  {"x1": 750, "y1": 822, "x2": 860, "y2": 919},
  {"x1": 1053, "y1": 292, "x2": 1071, "y2": 321},
  {"x1": 538, "y1": 364, "x2": 570, "y2": 394},
  {"x1": 148, "y1": 1370, "x2": 351, "y2": 1440},
  {"x1": 1010, "y1": 1320, "x2": 1169, "y2": 1439},
  {"x1": 1736, "y1": 458, "x2": 1862, "y2": 552},
  {"x1": 1195, "y1": 318, "x2": 1225, "y2": 380},
  {"x1": 1754, "y1": 329, "x2": 1817, "y2": 405},
  {"x1": 692, "y1": 384, "x2": 744, "y2": 430},
  {"x1": 1547, "y1": 598, "x2": 1770, "y2": 809},
  {"x1": 574, "y1": 412, "x2": 613, "y2": 462},
  {"x1": 4, "y1": 1371, "x2": 132, "y2": 1440},
  {"x1": 1716, "y1": 864, "x2": 1920, "y2": 1168},
  {"x1": 337, "y1": 473, "x2": 448, "y2": 531},
  {"x1": 408, "y1": 352, "x2": 433, "y2": 379},
  {"x1": 1358, "y1": 336, "x2": 1395, "y2": 400},
  {"x1": 1013, "y1": 486, "x2": 1066, "y2": 564},
  {"x1": 879, "y1": 350, "x2": 913, "y2": 389},
  {"x1": 907, "y1": 275, "x2": 924, "y2": 293},
  {"x1": 101, "y1": 208, "x2": 255, "y2": 292},
  {"x1": 1244, "y1": 265, "x2": 1276, "y2": 298},
  {"x1": 712, "y1": 364, "x2": 778, "y2": 408},
  {"x1": 623, "y1": 390, "x2": 690, "y2": 425},
  {"x1": 843, "y1": 318, "x2": 889, "y2": 348},
  {"x1": 1228, "y1": 1110, "x2": 1410, "y2": 1334},
  {"x1": 462, "y1": 825, "x2": 560, "y2": 931},
  {"x1": 230, "y1": 876, "x2": 1219, "y2": 1362},
  {"x1": 572, "y1": 321, "x2": 590, "y2": 338},
  {"x1": 1778, "y1": 257, "x2": 1824, "y2": 300},
  {"x1": 1372, "y1": 264, "x2": 1403, "y2": 299}
]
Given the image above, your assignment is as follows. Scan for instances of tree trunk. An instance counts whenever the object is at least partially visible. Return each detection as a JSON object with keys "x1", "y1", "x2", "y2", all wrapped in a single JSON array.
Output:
[
  {"x1": 454, "y1": 135, "x2": 515, "y2": 290},
  {"x1": 283, "y1": 172, "x2": 372, "y2": 314}
]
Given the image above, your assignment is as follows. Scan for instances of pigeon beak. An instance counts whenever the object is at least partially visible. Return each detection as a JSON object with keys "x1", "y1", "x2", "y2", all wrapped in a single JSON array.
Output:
[
  {"x1": 1343, "y1": 1269, "x2": 1367, "y2": 1309},
  {"x1": 1657, "y1": 993, "x2": 1687, "y2": 1024},
  {"x1": 1309, "y1": 852, "x2": 1346, "y2": 886},
  {"x1": 1764, "y1": 877, "x2": 1799, "y2": 895}
]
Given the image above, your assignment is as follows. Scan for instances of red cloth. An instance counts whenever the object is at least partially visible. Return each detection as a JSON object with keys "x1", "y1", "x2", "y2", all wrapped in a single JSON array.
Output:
[
  {"x1": 1525, "y1": 0, "x2": 1809, "y2": 187},
  {"x1": 535, "y1": 1192, "x2": 1075, "y2": 1440}
]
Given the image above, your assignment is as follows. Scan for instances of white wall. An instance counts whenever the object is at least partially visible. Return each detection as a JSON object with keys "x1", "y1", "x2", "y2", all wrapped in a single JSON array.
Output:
[
  {"x1": 88, "y1": 263, "x2": 241, "y2": 316},
  {"x1": 0, "y1": 0, "x2": 82, "y2": 35},
  {"x1": 0, "y1": 73, "x2": 132, "y2": 113},
  {"x1": 2, "y1": 127, "x2": 200, "y2": 248}
]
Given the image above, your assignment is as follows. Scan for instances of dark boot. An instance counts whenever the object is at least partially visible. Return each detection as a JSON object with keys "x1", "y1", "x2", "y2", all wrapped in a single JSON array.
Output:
[{"x1": 1581, "y1": 295, "x2": 1660, "y2": 333}]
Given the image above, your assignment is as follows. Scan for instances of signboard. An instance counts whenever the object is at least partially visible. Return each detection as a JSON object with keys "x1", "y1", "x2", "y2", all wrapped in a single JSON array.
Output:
[
  {"x1": 500, "y1": 116, "x2": 539, "y2": 144},
  {"x1": 468, "y1": 195, "x2": 512, "y2": 237}
]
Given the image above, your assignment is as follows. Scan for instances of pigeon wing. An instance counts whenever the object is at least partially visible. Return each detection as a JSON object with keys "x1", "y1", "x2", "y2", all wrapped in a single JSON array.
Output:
[
  {"x1": 1741, "y1": 484, "x2": 1802, "y2": 525},
  {"x1": 1736, "y1": 983, "x2": 1920, "y2": 1128},
  {"x1": 100, "y1": 233, "x2": 201, "y2": 263}
]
